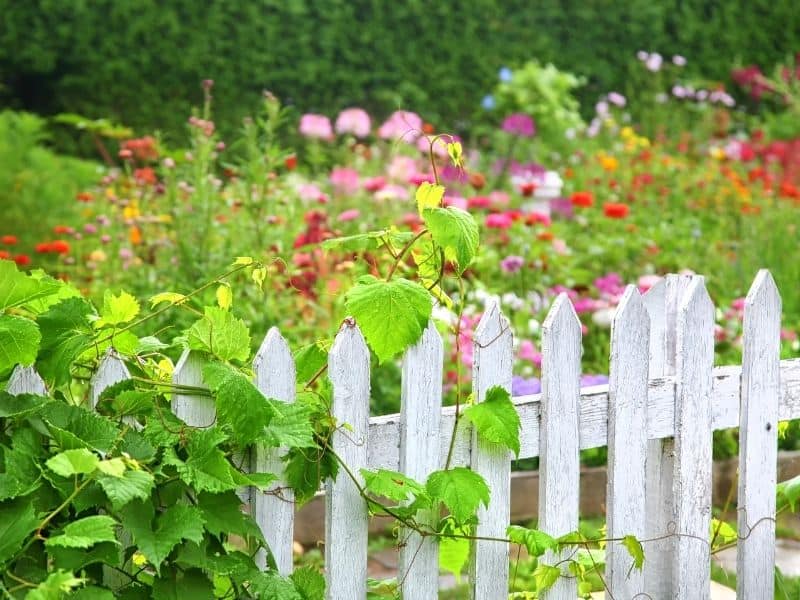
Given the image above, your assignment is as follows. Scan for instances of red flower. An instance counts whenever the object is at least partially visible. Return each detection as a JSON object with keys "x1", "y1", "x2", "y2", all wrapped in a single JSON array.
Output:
[
  {"x1": 467, "y1": 196, "x2": 491, "y2": 209},
  {"x1": 75, "y1": 191, "x2": 94, "y2": 203},
  {"x1": 50, "y1": 240, "x2": 71, "y2": 254},
  {"x1": 35, "y1": 242, "x2": 52, "y2": 253},
  {"x1": 0, "y1": 250, "x2": 10, "y2": 260},
  {"x1": 284, "y1": 155, "x2": 297, "y2": 171},
  {"x1": 525, "y1": 212, "x2": 551, "y2": 227},
  {"x1": 134, "y1": 167, "x2": 157, "y2": 186},
  {"x1": 1, "y1": 235, "x2": 18, "y2": 245},
  {"x1": 53, "y1": 225, "x2": 72, "y2": 234},
  {"x1": 603, "y1": 202, "x2": 629, "y2": 219},
  {"x1": 13, "y1": 254, "x2": 31, "y2": 267},
  {"x1": 570, "y1": 191, "x2": 594, "y2": 207},
  {"x1": 519, "y1": 182, "x2": 536, "y2": 197}
]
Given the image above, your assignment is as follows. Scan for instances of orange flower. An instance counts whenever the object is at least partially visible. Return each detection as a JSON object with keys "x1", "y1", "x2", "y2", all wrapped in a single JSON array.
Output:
[
  {"x1": 536, "y1": 230, "x2": 554, "y2": 241},
  {"x1": 134, "y1": 168, "x2": 157, "y2": 186},
  {"x1": 129, "y1": 226, "x2": 142, "y2": 245},
  {"x1": 53, "y1": 225, "x2": 72, "y2": 234},
  {"x1": 0, "y1": 250, "x2": 10, "y2": 260},
  {"x1": 76, "y1": 191, "x2": 94, "y2": 203},
  {"x1": 1, "y1": 235, "x2": 18, "y2": 245},
  {"x1": 603, "y1": 202, "x2": 629, "y2": 219},
  {"x1": 570, "y1": 191, "x2": 594, "y2": 207},
  {"x1": 50, "y1": 240, "x2": 71, "y2": 254}
]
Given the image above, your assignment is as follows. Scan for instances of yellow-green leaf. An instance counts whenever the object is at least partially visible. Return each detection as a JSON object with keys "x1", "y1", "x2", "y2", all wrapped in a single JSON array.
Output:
[
  {"x1": 149, "y1": 292, "x2": 187, "y2": 308},
  {"x1": 415, "y1": 182, "x2": 445, "y2": 215},
  {"x1": 216, "y1": 284, "x2": 232, "y2": 310}
]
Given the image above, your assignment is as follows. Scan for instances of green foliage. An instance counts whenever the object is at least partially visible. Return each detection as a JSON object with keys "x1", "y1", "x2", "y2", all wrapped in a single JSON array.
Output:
[
  {"x1": 462, "y1": 386, "x2": 521, "y2": 456},
  {"x1": 423, "y1": 207, "x2": 480, "y2": 275},
  {"x1": 426, "y1": 467, "x2": 490, "y2": 524},
  {"x1": 506, "y1": 525, "x2": 557, "y2": 558},
  {"x1": 45, "y1": 515, "x2": 118, "y2": 549},
  {"x1": 344, "y1": 275, "x2": 432, "y2": 362},
  {"x1": 621, "y1": 534, "x2": 645, "y2": 570},
  {"x1": 187, "y1": 307, "x2": 251, "y2": 363}
]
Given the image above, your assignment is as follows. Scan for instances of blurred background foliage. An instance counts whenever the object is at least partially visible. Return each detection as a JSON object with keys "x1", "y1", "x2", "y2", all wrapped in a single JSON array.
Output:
[{"x1": 1, "y1": 0, "x2": 799, "y2": 148}]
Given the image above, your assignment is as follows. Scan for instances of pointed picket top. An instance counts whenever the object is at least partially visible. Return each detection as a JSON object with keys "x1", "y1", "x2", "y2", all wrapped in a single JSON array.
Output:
[
  {"x1": 253, "y1": 327, "x2": 295, "y2": 397},
  {"x1": 252, "y1": 327, "x2": 296, "y2": 575},
  {"x1": 745, "y1": 269, "x2": 781, "y2": 316},
  {"x1": 678, "y1": 276, "x2": 714, "y2": 333},
  {"x1": 326, "y1": 318, "x2": 370, "y2": 600},
  {"x1": 90, "y1": 349, "x2": 131, "y2": 408},
  {"x1": 7, "y1": 365, "x2": 47, "y2": 396},
  {"x1": 172, "y1": 349, "x2": 215, "y2": 428},
  {"x1": 642, "y1": 278, "x2": 666, "y2": 375},
  {"x1": 738, "y1": 269, "x2": 781, "y2": 598},
  {"x1": 606, "y1": 285, "x2": 649, "y2": 597},
  {"x1": 542, "y1": 292, "x2": 581, "y2": 342},
  {"x1": 474, "y1": 299, "x2": 510, "y2": 348}
]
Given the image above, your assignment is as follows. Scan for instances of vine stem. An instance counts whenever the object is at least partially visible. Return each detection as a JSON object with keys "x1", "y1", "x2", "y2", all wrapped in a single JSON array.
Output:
[{"x1": 385, "y1": 228, "x2": 428, "y2": 281}]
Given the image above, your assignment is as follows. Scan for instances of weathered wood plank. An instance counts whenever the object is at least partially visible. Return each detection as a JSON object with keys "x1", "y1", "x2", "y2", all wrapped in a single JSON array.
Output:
[
  {"x1": 469, "y1": 303, "x2": 513, "y2": 600},
  {"x1": 539, "y1": 294, "x2": 581, "y2": 600},
  {"x1": 365, "y1": 359, "x2": 800, "y2": 471},
  {"x1": 737, "y1": 270, "x2": 781, "y2": 598},
  {"x1": 672, "y1": 278, "x2": 715, "y2": 598},
  {"x1": 252, "y1": 327, "x2": 296, "y2": 574},
  {"x1": 325, "y1": 320, "x2": 370, "y2": 600},
  {"x1": 90, "y1": 350, "x2": 131, "y2": 408},
  {"x1": 398, "y1": 322, "x2": 444, "y2": 600},
  {"x1": 172, "y1": 350, "x2": 214, "y2": 427},
  {"x1": 7, "y1": 365, "x2": 47, "y2": 396},
  {"x1": 605, "y1": 286, "x2": 649, "y2": 596}
]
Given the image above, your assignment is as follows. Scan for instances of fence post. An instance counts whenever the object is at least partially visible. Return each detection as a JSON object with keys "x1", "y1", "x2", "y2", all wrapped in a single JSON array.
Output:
[
  {"x1": 605, "y1": 285, "x2": 649, "y2": 596},
  {"x1": 7, "y1": 365, "x2": 47, "y2": 396},
  {"x1": 325, "y1": 320, "x2": 370, "y2": 600},
  {"x1": 252, "y1": 327, "x2": 296, "y2": 574},
  {"x1": 172, "y1": 350, "x2": 214, "y2": 427},
  {"x1": 737, "y1": 270, "x2": 781, "y2": 597},
  {"x1": 398, "y1": 321, "x2": 444, "y2": 599},
  {"x1": 469, "y1": 301, "x2": 513, "y2": 600},
  {"x1": 672, "y1": 277, "x2": 714, "y2": 598},
  {"x1": 539, "y1": 293, "x2": 581, "y2": 600}
]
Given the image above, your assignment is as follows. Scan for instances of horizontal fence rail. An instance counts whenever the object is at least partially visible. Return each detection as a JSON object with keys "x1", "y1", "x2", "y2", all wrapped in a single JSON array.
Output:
[{"x1": 6, "y1": 269, "x2": 795, "y2": 599}]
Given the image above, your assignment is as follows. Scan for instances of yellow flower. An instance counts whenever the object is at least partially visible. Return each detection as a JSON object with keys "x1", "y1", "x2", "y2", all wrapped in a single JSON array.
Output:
[
  {"x1": 599, "y1": 154, "x2": 619, "y2": 172},
  {"x1": 88, "y1": 249, "x2": 107, "y2": 262},
  {"x1": 709, "y1": 146, "x2": 726, "y2": 161},
  {"x1": 620, "y1": 126, "x2": 635, "y2": 140}
]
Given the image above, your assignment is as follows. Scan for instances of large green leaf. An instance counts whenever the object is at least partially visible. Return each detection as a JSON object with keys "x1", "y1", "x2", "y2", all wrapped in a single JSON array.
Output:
[
  {"x1": 121, "y1": 501, "x2": 205, "y2": 572},
  {"x1": 46, "y1": 448, "x2": 99, "y2": 477},
  {"x1": 507, "y1": 525, "x2": 557, "y2": 558},
  {"x1": 98, "y1": 290, "x2": 140, "y2": 326},
  {"x1": 97, "y1": 469, "x2": 155, "y2": 509},
  {"x1": 344, "y1": 275, "x2": 431, "y2": 363},
  {"x1": 290, "y1": 567, "x2": 326, "y2": 600},
  {"x1": 462, "y1": 386, "x2": 521, "y2": 456},
  {"x1": 0, "y1": 314, "x2": 40, "y2": 374},
  {"x1": 361, "y1": 468, "x2": 426, "y2": 503},
  {"x1": 187, "y1": 307, "x2": 250, "y2": 362},
  {"x1": 24, "y1": 570, "x2": 86, "y2": 600},
  {"x1": 36, "y1": 297, "x2": 95, "y2": 386},
  {"x1": 249, "y1": 572, "x2": 303, "y2": 600},
  {"x1": 46, "y1": 515, "x2": 118, "y2": 548},
  {"x1": 263, "y1": 401, "x2": 315, "y2": 448},
  {"x1": 426, "y1": 467, "x2": 490, "y2": 524},
  {"x1": 196, "y1": 491, "x2": 264, "y2": 543},
  {"x1": 0, "y1": 260, "x2": 62, "y2": 311},
  {"x1": 422, "y1": 207, "x2": 479, "y2": 275},
  {"x1": 0, "y1": 499, "x2": 38, "y2": 566}
]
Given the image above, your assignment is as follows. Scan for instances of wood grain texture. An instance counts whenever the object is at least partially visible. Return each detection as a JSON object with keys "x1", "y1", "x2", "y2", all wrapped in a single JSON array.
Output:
[
  {"x1": 7, "y1": 365, "x2": 47, "y2": 396},
  {"x1": 672, "y1": 278, "x2": 715, "y2": 598},
  {"x1": 539, "y1": 294, "x2": 581, "y2": 600},
  {"x1": 325, "y1": 321, "x2": 370, "y2": 600},
  {"x1": 90, "y1": 350, "x2": 130, "y2": 408},
  {"x1": 605, "y1": 286, "x2": 649, "y2": 597},
  {"x1": 398, "y1": 322, "x2": 444, "y2": 599},
  {"x1": 737, "y1": 270, "x2": 781, "y2": 598},
  {"x1": 252, "y1": 327, "x2": 296, "y2": 574},
  {"x1": 172, "y1": 349, "x2": 214, "y2": 427},
  {"x1": 468, "y1": 302, "x2": 513, "y2": 600}
]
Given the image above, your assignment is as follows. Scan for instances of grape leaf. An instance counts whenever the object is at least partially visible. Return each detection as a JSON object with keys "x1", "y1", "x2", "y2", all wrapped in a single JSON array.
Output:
[
  {"x1": 0, "y1": 315, "x2": 40, "y2": 374},
  {"x1": 196, "y1": 492, "x2": 265, "y2": 543},
  {"x1": 462, "y1": 386, "x2": 520, "y2": 456},
  {"x1": 290, "y1": 567, "x2": 325, "y2": 600},
  {"x1": 438, "y1": 518, "x2": 470, "y2": 582},
  {"x1": 533, "y1": 563, "x2": 561, "y2": 592},
  {"x1": 98, "y1": 290, "x2": 140, "y2": 326},
  {"x1": 361, "y1": 468, "x2": 426, "y2": 503},
  {"x1": 621, "y1": 534, "x2": 645, "y2": 570},
  {"x1": 422, "y1": 207, "x2": 479, "y2": 275},
  {"x1": 46, "y1": 515, "x2": 118, "y2": 548},
  {"x1": 249, "y1": 572, "x2": 303, "y2": 600},
  {"x1": 36, "y1": 297, "x2": 95, "y2": 386},
  {"x1": 187, "y1": 307, "x2": 250, "y2": 362},
  {"x1": 507, "y1": 525, "x2": 557, "y2": 558},
  {"x1": 263, "y1": 401, "x2": 315, "y2": 448},
  {"x1": 426, "y1": 467, "x2": 490, "y2": 524},
  {"x1": 98, "y1": 470, "x2": 155, "y2": 509},
  {"x1": 0, "y1": 499, "x2": 38, "y2": 566},
  {"x1": 24, "y1": 570, "x2": 86, "y2": 600},
  {"x1": 46, "y1": 448, "x2": 99, "y2": 477},
  {"x1": 0, "y1": 260, "x2": 62, "y2": 311},
  {"x1": 778, "y1": 474, "x2": 800, "y2": 511},
  {"x1": 344, "y1": 275, "x2": 431, "y2": 363},
  {"x1": 415, "y1": 182, "x2": 445, "y2": 215}
]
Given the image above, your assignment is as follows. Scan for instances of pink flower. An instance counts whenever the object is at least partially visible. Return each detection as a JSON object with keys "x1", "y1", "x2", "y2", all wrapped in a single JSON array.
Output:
[
  {"x1": 518, "y1": 340, "x2": 541, "y2": 365},
  {"x1": 337, "y1": 209, "x2": 361, "y2": 222},
  {"x1": 638, "y1": 274, "x2": 661, "y2": 293},
  {"x1": 416, "y1": 135, "x2": 449, "y2": 157},
  {"x1": 387, "y1": 156, "x2": 417, "y2": 181},
  {"x1": 378, "y1": 111, "x2": 423, "y2": 142},
  {"x1": 375, "y1": 184, "x2": 408, "y2": 201},
  {"x1": 363, "y1": 176, "x2": 386, "y2": 192},
  {"x1": 329, "y1": 167, "x2": 360, "y2": 195},
  {"x1": 500, "y1": 255, "x2": 525, "y2": 273},
  {"x1": 335, "y1": 108, "x2": 371, "y2": 138},
  {"x1": 408, "y1": 172, "x2": 435, "y2": 186},
  {"x1": 297, "y1": 183, "x2": 329, "y2": 204},
  {"x1": 299, "y1": 114, "x2": 333, "y2": 140},
  {"x1": 444, "y1": 195, "x2": 468, "y2": 210},
  {"x1": 485, "y1": 213, "x2": 513, "y2": 229}
]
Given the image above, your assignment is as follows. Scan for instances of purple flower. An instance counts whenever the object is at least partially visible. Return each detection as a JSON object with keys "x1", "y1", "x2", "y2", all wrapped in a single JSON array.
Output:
[
  {"x1": 594, "y1": 272, "x2": 624, "y2": 296},
  {"x1": 549, "y1": 197, "x2": 574, "y2": 219},
  {"x1": 607, "y1": 92, "x2": 627, "y2": 107},
  {"x1": 645, "y1": 53, "x2": 663, "y2": 72},
  {"x1": 502, "y1": 113, "x2": 536, "y2": 138},
  {"x1": 672, "y1": 55, "x2": 687, "y2": 67},
  {"x1": 580, "y1": 374, "x2": 609, "y2": 388},
  {"x1": 500, "y1": 255, "x2": 525, "y2": 273},
  {"x1": 512, "y1": 376, "x2": 541, "y2": 396}
]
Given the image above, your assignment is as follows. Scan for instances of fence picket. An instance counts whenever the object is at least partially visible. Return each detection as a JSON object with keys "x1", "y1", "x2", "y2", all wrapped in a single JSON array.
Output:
[
  {"x1": 7, "y1": 364, "x2": 47, "y2": 396},
  {"x1": 673, "y1": 277, "x2": 715, "y2": 598},
  {"x1": 469, "y1": 302, "x2": 513, "y2": 600},
  {"x1": 325, "y1": 320, "x2": 370, "y2": 600},
  {"x1": 398, "y1": 322, "x2": 444, "y2": 599},
  {"x1": 539, "y1": 293, "x2": 581, "y2": 600},
  {"x1": 90, "y1": 350, "x2": 130, "y2": 408},
  {"x1": 252, "y1": 327, "x2": 297, "y2": 574},
  {"x1": 737, "y1": 270, "x2": 781, "y2": 598},
  {"x1": 172, "y1": 349, "x2": 214, "y2": 427},
  {"x1": 605, "y1": 286, "x2": 649, "y2": 596}
]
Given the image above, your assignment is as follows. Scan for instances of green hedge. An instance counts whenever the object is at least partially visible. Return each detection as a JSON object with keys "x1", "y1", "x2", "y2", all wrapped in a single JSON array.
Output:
[{"x1": 1, "y1": 0, "x2": 798, "y2": 141}]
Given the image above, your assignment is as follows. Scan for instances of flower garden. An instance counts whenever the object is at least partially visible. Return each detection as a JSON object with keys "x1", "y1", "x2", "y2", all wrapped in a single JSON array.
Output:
[{"x1": 3, "y1": 21, "x2": 800, "y2": 598}]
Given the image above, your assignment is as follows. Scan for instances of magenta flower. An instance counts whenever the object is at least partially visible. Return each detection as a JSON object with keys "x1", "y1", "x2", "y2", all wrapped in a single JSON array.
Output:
[
  {"x1": 485, "y1": 213, "x2": 514, "y2": 229},
  {"x1": 335, "y1": 108, "x2": 371, "y2": 138},
  {"x1": 299, "y1": 114, "x2": 333, "y2": 140},
  {"x1": 337, "y1": 209, "x2": 361, "y2": 222},
  {"x1": 378, "y1": 111, "x2": 423, "y2": 142},
  {"x1": 501, "y1": 113, "x2": 536, "y2": 137},
  {"x1": 329, "y1": 167, "x2": 360, "y2": 195},
  {"x1": 500, "y1": 255, "x2": 525, "y2": 273}
]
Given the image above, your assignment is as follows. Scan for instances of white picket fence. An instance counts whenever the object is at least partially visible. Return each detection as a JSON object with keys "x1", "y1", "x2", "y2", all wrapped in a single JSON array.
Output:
[{"x1": 8, "y1": 269, "x2": 800, "y2": 599}]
